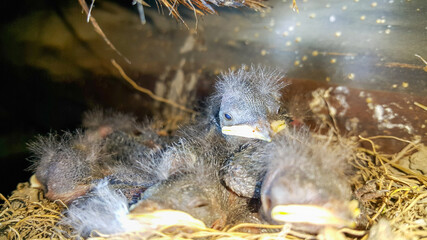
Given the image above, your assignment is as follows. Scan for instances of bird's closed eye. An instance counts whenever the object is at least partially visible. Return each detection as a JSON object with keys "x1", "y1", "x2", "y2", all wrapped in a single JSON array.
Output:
[
  {"x1": 224, "y1": 113, "x2": 232, "y2": 120},
  {"x1": 188, "y1": 198, "x2": 209, "y2": 208}
]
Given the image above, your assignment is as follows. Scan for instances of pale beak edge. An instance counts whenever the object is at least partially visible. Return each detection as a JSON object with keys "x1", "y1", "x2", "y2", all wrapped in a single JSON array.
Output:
[
  {"x1": 128, "y1": 209, "x2": 207, "y2": 229},
  {"x1": 271, "y1": 204, "x2": 357, "y2": 228},
  {"x1": 222, "y1": 124, "x2": 272, "y2": 142}
]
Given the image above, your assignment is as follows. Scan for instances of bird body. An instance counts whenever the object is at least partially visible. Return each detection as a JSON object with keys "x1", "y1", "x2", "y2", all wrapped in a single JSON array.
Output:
[
  {"x1": 28, "y1": 109, "x2": 172, "y2": 204},
  {"x1": 28, "y1": 130, "x2": 105, "y2": 204},
  {"x1": 212, "y1": 65, "x2": 289, "y2": 197}
]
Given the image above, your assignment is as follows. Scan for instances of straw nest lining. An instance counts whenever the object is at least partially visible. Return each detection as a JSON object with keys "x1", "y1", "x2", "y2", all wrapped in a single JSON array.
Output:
[{"x1": 1, "y1": 134, "x2": 426, "y2": 240}]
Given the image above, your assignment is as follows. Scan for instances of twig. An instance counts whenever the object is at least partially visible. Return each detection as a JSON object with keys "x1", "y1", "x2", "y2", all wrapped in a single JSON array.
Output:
[
  {"x1": 8, "y1": 226, "x2": 21, "y2": 240},
  {"x1": 414, "y1": 54, "x2": 427, "y2": 72},
  {"x1": 358, "y1": 136, "x2": 388, "y2": 175},
  {"x1": 0, "y1": 193, "x2": 12, "y2": 208},
  {"x1": 78, "y1": 0, "x2": 131, "y2": 64},
  {"x1": 356, "y1": 145, "x2": 427, "y2": 185},
  {"x1": 366, "y1": 135, "x2": 419, "y2": 145},
  {"x1": 87, "y1": 0, "x2": 95, "y2": 22},
  {"x1": 226, "y1": 223, "x2": 283, "y2": 232},
  {"x1": 414, "y1": 102, "x2": 427, "y2": 111},
  {"x1": 111, "y1": 59, "x2": 196, "y2": 114},
  {"x1": 398, "y1": 192, "x2": 427, "y2": 216}
]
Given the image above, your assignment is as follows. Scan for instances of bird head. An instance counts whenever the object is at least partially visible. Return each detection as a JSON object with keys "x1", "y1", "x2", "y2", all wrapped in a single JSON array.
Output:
[{"x1": 210, "y1": 65, "x2": 288, "y2": 142}]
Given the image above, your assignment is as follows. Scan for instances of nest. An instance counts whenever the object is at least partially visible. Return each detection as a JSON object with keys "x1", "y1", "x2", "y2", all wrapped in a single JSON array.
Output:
[{"x1": 1, "y1": 134, "x2": 426, "y2": 240}]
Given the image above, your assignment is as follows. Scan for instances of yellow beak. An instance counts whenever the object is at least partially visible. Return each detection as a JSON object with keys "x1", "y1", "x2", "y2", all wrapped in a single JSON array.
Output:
[
  {"x1": 127, "y1": 209, "x2": 207, "y2": 229},
  {"x1": 221, "y1": 120, "x2": 287, "y2": 142},
  {"x1": 271, "y1": 204, "x2": 357, "y2": 228},
  {"x1": 222, "y1": 124, "x2": 272, "y2": 142}
]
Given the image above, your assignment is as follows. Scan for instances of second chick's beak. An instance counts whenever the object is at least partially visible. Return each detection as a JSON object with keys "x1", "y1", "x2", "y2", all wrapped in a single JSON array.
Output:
[
  {"x1": 270, "y1": 204, "x2": 357, "y2": 228},
  {"x1": 221, "y1": 119, "x2": 287, "y2": 142}
]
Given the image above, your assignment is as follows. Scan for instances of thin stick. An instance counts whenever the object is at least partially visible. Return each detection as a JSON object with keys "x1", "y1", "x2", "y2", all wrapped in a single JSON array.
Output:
[
  {"x1": 87, "y1": 0, "x2": 96, "y2": 22},
  {"x1": 414, "y1": 102, "x2": 427, "y2": 111},
  {"x1": 78, "y1": 0, "x2": 131, "y2": 64},
  {"x1": 357, "y1": 147, "x2": 427, "y2": 185},
  {"x1": 111, "y1": 59, "x2": 196, "y2": 114},
  {"x1": 226, "y1": 223, "x2": 283, "y2": 232},
  {"x1": 366, "y1": 135, "x2": 419, "y2": 145},
  {"x1": 398, "y1": 192, "x2": 427, "y2": 216},
  {"x1": 359, "y1": 136, "x2": 388, "y2": 175},
  {"x1": 8, "y1": 226, "x2": 22, "y2": 240},
  {"x1": 0, "y1": 193, "x2": 12, "y2": 208}
]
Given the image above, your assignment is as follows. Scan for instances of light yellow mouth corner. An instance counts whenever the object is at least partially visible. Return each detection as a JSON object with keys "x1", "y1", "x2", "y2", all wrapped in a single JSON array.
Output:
[
  {"x1": 271, "y1": 204, "x2": 356, "y2": 228},
  {"x1": 270, "y1": 120, "x2": 287, "y2": 134},
  {"x1": 127, "y1": 209, "x2": 207, "y2": 229}
]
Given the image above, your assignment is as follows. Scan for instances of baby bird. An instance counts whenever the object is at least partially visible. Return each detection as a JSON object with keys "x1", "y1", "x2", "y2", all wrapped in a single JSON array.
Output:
[
  {"x1": 260, "y1": 128, "x2": 357, "y2": 233},
  {"x1": 131, "y1": 132, "x2": 266, "y2": 229},
  {"x1": 28, "y1": 109, "x2": 170, "y2": 204},
  {"x1": 207, "y1": 65, "x2": 288, "y2": 197},
  {"x1": 28, "y1": 130, "x2": 106, "y2": 204}
]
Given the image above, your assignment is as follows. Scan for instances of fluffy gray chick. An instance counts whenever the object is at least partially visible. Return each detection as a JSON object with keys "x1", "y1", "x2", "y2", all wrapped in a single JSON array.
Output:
[
  {"x1": 28, "y1": 109, "x2": 169, "y2": 204},
  {"x1": 260, "y1": 128, "x2": 356, "y2": 233},
  {"x1": 131, "y1": 147, "x2": 263, "y2": 230},
  {"x1": 28, "y1": 130, "x2": 106, "y2": 204},
  {"x1": 206, "y1": 65, "x2": 288, "y2": 197}
]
